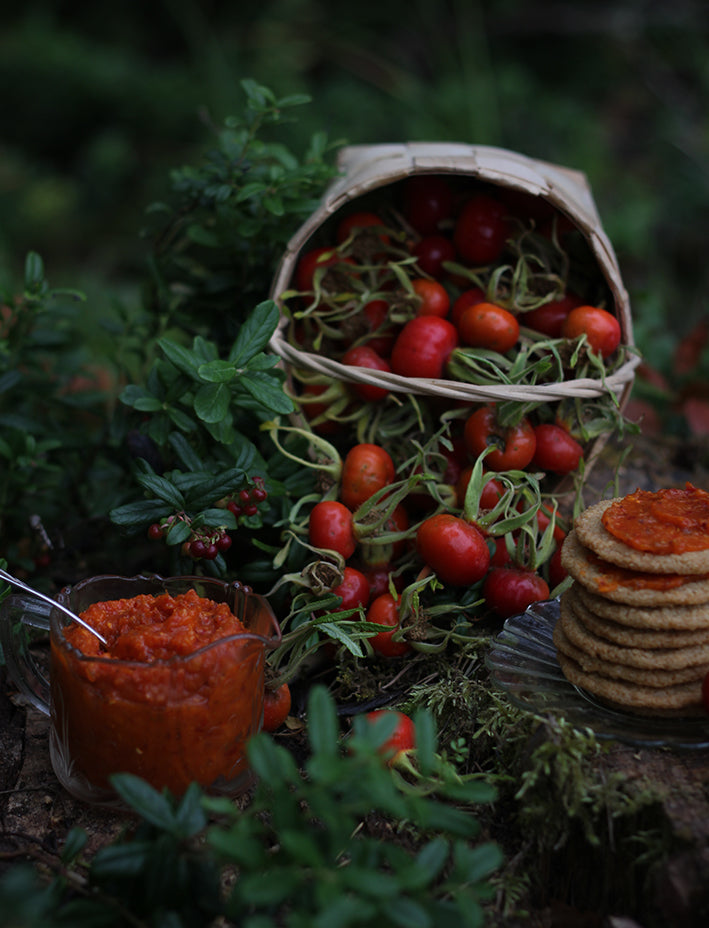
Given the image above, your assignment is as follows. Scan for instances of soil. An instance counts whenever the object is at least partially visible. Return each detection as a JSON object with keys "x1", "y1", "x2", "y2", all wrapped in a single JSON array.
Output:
[{"x1": 2, "y1": 429, "x2": 709, "y2": 927}]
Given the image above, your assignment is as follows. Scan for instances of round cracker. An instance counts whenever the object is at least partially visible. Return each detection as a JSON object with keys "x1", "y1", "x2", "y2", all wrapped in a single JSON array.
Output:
[
  {"x1": 555, "y1": 650, "x2": 705, "y2": 715},
  {"x1": 575, "y1": 497, "x2": 709, "y2": 574},
  {"x1": 561, "y1": 530, "x2": 709, "y2": 606},
  {"x1": 553, "y1": 622, "x2": 708, "y2": 687},
  {"x1": 567, "y1": 585, "x2": 709, "y2": 647},
  {"x1": 574, "y1": 584, "x2": 709, "y2": 631},
  {"x1": 558, "y1": 591, "x2": 709, "y2": 673}
]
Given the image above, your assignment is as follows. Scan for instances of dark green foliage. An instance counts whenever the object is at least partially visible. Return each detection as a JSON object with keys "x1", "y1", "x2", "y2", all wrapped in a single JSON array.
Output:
[
  {"x1": 0, "y1": 689, "x2": 503, "y2": 927},
  {"x1": 141, "y1": 78, "x2": 340, "y2": 344}
]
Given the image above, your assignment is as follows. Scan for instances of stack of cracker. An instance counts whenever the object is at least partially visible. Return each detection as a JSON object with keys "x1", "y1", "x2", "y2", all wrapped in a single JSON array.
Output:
[{"x1": 555, "y1": 487, "x2": 709, "y2": 716}]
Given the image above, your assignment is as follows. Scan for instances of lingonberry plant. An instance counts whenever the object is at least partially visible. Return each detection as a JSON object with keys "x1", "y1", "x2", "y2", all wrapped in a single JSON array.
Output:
[
  {"x1": 0, "y1": 81, "x2": 341, "y2": 586},
  {"x1": 101, "y1": 82, "x2": 343, "y2": 583},
  {"x1": 143, "y1": 78, "x2": 342, "y2": 344},
  {"x1": 0, "y1": 689, "x2": 503, "y2": 927},
  {"x1": 108, "y1": 299, "x2": 305, "y2": 578}
]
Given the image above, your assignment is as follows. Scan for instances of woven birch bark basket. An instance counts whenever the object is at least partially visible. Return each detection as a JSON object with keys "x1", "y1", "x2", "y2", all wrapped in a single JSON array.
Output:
[{"x1": 268, "y1": 142, "x2": 638, "y2": 465}]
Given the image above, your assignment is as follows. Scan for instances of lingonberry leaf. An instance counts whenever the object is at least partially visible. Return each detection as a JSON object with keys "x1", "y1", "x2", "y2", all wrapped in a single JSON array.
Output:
[
  {"x1": 110, "y1": 499, "x2": 172, "y2": 527},
  {"x1": 193, "y1": 382, "x2": 232, "y2": 423},
  {"x1": 305, "y1": 685, "x2": 339, "y2": 759},
  {"x1": 239, "y1": 371, "x2": 294, "y2": 414},
  {"x1": 198, "y1": 360, "x2": 238, "y2": 384},
  {"x1": 157, "y1": 338, "x2": 202, "y2": 378},
  {"x1": 109, "y1": 773, "x2": 177, "y2": 831},
  {"x1": 135, "y1": 472, "x2": 186, "y2": 508},
  {"x1": 229, "y1": 299, "x2": 280, "y2": 367}
]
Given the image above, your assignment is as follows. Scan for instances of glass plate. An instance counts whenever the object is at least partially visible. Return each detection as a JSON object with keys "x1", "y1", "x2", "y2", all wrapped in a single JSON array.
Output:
[{"x1": 485, "y1": 598, "x2": 709, "y2": 750}]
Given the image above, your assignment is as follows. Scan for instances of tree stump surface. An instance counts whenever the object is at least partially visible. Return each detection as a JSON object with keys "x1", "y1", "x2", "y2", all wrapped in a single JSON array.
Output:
[{"x1": 1, "y1": 431, "x2": 708, "y2": 927}]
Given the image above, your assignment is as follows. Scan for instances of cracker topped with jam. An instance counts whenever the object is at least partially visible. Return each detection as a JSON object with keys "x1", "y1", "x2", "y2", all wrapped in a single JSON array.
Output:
[{"x1": 556, "y1": 484, "x2": 709, "y2": 716}]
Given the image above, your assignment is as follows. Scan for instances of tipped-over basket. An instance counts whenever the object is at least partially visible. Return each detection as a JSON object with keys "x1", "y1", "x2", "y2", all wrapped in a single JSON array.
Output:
[{"x1": 268, "y1": 142, "x2": 639, "y2": 470}]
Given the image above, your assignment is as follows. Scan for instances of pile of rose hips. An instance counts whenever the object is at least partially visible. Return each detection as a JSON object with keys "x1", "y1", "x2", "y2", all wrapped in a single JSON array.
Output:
[
  {"x1": 303, "y1": 435, "x2": 568, "y2": 659},
  {"x1": 275, "y1": 175, "x2": 632, "y2": 641},
  {"x1": 266, "y1": 178, "x2": 631, "y2": 723}
]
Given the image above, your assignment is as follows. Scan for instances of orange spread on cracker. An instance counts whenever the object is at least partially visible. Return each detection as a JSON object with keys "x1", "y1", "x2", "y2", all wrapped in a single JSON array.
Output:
[
  {"x1": 601, "y1": 484, "x2": 709, "y2": 554},
  {"x1": 585, "y1": 550, "x2": 708, "y2": 593}
]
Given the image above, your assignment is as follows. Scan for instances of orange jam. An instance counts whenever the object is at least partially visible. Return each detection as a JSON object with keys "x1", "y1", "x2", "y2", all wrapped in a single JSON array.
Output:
[
  {"x1": 601, "y1": 484, "x2": 709, "y2": 554},
  {"x1": 589, "y1": 552, "x2": 708, "y2": 594},
  {"x1": 51, "y1": 590, "x2": 265, "y2": 796}
]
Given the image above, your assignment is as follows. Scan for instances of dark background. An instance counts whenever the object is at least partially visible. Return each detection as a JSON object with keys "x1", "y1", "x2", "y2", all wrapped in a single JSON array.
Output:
[{"x1": 1, "y1": 0, "x2": 707, "y2": 387}]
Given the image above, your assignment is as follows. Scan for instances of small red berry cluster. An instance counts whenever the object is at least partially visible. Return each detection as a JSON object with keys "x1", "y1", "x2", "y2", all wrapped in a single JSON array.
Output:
[
  {"x1": 146, "y1": 478, "x2": 269, "y2": 561},
  {"x1": 226, "y1": 476, "x2": 268, "y2": 519},
  {"x1": 182, "y1": 530, "x2": 233, "y2": 561}
]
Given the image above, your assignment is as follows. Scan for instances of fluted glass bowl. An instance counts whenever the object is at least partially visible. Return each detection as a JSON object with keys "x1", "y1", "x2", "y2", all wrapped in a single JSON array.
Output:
[{"x1": 485, "y1": 599, "x2": 709, "y2": 750}]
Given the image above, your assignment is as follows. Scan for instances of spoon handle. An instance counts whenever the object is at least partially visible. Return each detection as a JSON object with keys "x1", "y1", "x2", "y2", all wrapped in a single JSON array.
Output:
[{"x1": 0, "y1": 568, "x2": 108, "y2": 646}]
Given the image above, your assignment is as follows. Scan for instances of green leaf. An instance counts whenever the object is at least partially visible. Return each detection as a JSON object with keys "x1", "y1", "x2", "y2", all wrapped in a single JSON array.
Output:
[
  {"x1": 263, "y1": 194, "x2": 284, "y2": 215},
  {"x1": 312, "y1": 894, "x2": 377, "y2": 928},
  {"x1": 167, "y1": 405, "x2": 197, "y2": 431},
  {"x1": 229, "y1": 301, "x2": 279, "y2": 366},
  {"x1": 411, "y1": 838, "x2": 450, "y2": 886},
  {"x1": 237, "y1": 868, "x2": 302, "y2": 907},
  {"x1": 110, "y1": 773, "x2": 177, "y2": 831},
  {"x1": 452, "y1": 840, "x2": 504, "y2": 884},
  {"x1": 120, "y1": 384, "x2": 163, "y2": 410},
  {"x1": 247, "y1": 734, "x2": 300, "y2": 785},
  {"x1": 198, "y1": 360, "x2": 237, "y2": 384},
  {"x1": 245, "y1": 352, "x2": 280, "y2": 371},
  {"x1": 60, "y1": 826, "x2": 88, "y2": 864},
  {"x1": 424, "y1": 801, "x2": 482, "y2": 839},
  {"x1": 110, "y1": 499, "x2": 172, "y2": 527},
  {"x1": 194, "y1": 382, "x2": 231, "y2": 423},
  {"x1": 278, "y1": 828, "x2": 324, "y2": 869},
  {"x1": 340, "y1": 868, "x2": 399, "y2": 899},
  {"x1": 240, "y1": 77, "x2": 277, "y2": 109},
  {"x1": 242, "y1": 917, "x2": 277, "y2": 928},
  {"x1": 187, "y1": 223, "x2": 220, "y2": 247},
  {"x1": 136, "y1": 472, "x2": 187, "y2": 508},
  {"x1": 412, "y1": 708, "x2": 437, "y2": 777},
  {"x1": 235, "y1": 181, "x2": 270, "y2": 202},
  {"x1": 24, "y1": 251, "x2": 45, "y2": 289},
  {"x1": 276, "y1": 92, "x2": 312, "y2": 108},
  {"x1": 306, "y1": 686, "x2": 339, "y2": 759},
  {"x1": 173, "y1": 783, "x2": 208, "y2": 837},
  {"x1": 194, "y1": 507, "x2": 236, "y2": 527},
  {"x1": 191, "y1": 336, "x2": 219, "y2": 365},
  {"x1": 240, "y1": 371, "x2": 293, "y2": 414},
  {"x1": 382, "y1": 895, "x2": 432, "y2": 928},
  {"x1": 205, "y1": 416, "x2": 236, "y2": 445},
  {"x1": 316, "y1": 621, "x2": 364, "y2": 657},
  {"x1": 136, "y1": 396, "x2": 166, "y2": 413},
  {"x1": 165, "y1": 519, "x2": 191, "y2": 545},
  {"x1": 158, "y1": 338, "x2": 201, "y2": 378},
  {"x1": 90, "y1": 841, "x2": 154, "y2": 880},
  {"x1": 208, "y1": 827, "x2": 268, "y2": 869},
  {"x1": 168, "y1": 432, "x2": 204, "y2": 472},
  {"x1": 441, "y1": 779, "x2": 498, "y2": 804}
]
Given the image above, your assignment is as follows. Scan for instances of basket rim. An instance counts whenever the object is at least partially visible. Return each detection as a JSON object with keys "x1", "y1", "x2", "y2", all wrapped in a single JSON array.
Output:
[
  {"x1": 268, "y1": 142, "x2": 637, "y2": 411},
  {"x1": 270, "y1": 330, "x2": 640, "y2": 404},
  {"x1": 269, "y1": 142, "x2": 634, "y2": 351}
]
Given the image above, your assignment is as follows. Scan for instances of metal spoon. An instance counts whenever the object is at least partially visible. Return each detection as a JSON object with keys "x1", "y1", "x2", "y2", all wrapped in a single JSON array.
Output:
[{"x1": 0, "y1": 567, "x2": 108, "y2": 647}]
